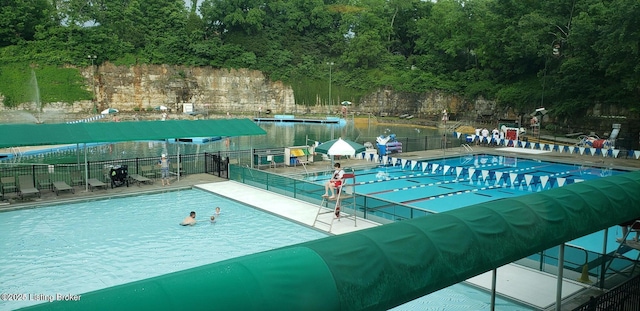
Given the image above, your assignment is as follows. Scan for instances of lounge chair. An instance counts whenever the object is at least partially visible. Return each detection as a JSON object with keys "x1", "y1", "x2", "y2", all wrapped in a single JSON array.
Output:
[
  {"x1": 87, "y1": 178, "x2": 108, "y2": 191},
  {"x1": 36, "y1": 174, "x2": 53, "y2": 191},
  {"x1": 1, "y1": 176, "x2": 17, "y2": 196},
  {"x1": 18, "y1": 175, "x2": 41, "y2": 199},
  {"x1": 70, "y1": 171, "x2": 85, "y2": 186},
  {"x1": 130, "y1": 174, "x2": 153, "y2": 186},
  {"x1": 53, "y1": 181, "x2": 75, "y2": 196},
  {"x1": 141, "y1": 165, "x2": 159, "y2": 180}
]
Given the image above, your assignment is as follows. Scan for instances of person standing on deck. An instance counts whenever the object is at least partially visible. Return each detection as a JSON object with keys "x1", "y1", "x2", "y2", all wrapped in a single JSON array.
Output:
[{"x1": 158, "y1": 154, "x2": 170, "y2": 186}]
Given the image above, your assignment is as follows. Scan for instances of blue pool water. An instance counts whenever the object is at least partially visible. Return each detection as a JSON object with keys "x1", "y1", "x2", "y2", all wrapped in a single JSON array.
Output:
[
  {"x1": 314, "y1": 154, "x2": 630, "y2": 254},
  {"x1": 0, "y1": 188, "x2": 534, "y2": 310}
]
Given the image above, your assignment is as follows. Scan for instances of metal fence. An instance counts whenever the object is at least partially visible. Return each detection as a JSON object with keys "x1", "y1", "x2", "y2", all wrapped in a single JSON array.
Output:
[
  {"x1": 573, "y1": 273, "x2": 640, "y2": 311},
  {"x1": 0, "y1": 151, "x2": 236, "y2": 195}
]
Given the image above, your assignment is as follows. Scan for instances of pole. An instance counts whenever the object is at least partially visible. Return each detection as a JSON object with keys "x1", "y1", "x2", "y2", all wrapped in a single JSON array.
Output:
[
  {"x1": 490, "y1": 269, "x2": 497, "y2": 311},
  {"x1": 327, "y1": 62, "x2": 334, "y2": 115},
  {"x1": 555, "y1": 243, "x2": 565, "y2": 311},
  {"x1": 177, "y1": 145, "x2": 180, "y2": 182},
  {"x1": 84, "y1": 143, "x2": 89, "y2": 192},
  {"x1": 88, "y1": 55, "x2": 97, "y2": 114}
]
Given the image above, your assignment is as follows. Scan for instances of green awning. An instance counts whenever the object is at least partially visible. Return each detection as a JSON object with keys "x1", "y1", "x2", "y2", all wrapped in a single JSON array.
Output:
[{"x1": 0, "y1": 119, "x2": 266, "y2": 148}]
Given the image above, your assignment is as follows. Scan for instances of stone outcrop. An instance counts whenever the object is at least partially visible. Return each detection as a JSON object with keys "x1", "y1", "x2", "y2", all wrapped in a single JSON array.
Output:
[
  {"x1": 92, "y1": 63, "x2": 296, "y2": 115},
  {"x1": 0, "y1": 64, "x2": 484, "y2": 118}
]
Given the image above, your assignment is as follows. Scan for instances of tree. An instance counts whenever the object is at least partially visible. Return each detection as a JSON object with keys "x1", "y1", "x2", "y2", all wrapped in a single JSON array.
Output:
[{"x1": 0, "y1": 0, "x2": 55, "y2": 47}]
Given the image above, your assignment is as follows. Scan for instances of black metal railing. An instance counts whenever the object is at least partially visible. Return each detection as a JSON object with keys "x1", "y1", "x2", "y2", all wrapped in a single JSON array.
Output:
[
  {"x1": 573, "y1": 273, "x2": 640, "y2": 311},
  {"x1": 0, "y1": 152, "x2": 229, "y2": 194}
]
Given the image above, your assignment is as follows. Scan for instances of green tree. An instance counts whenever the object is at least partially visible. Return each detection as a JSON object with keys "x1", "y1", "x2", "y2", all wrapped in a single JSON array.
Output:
[{"x1": 0, "y1": 0, "x2": 55, "y2": 47}]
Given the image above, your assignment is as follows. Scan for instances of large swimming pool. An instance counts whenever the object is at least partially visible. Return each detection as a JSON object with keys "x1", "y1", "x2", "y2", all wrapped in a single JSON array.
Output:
[
  {"x1": 1, "y1": 188, "x2": 535, "y2": 310},
  {"x1": 0, "y1": 189, "x2": 328, "y2": 310},
  {"x1": 314, "y1": 154, "x2": 632, "y2": 253}
]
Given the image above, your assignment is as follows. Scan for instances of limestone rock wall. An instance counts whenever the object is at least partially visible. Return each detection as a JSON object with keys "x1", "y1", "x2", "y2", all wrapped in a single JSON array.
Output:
[
  {"x1": 93, "y1": 63, "x2": 296, "y2": 114},
  {"x1": 1, "y1": 64, "x2": 486, "y2": 120}
]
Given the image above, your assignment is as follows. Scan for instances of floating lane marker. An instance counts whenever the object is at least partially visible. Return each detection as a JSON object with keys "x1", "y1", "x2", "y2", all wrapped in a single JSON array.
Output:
[{"x1": 401, "y1": 185, "x2": 502, "y2": 204}]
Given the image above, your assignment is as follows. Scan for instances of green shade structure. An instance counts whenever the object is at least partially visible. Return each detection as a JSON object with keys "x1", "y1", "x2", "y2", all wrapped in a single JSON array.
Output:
[
  {"x1": 0, "y1": 119, "x2": 266, "y2": 148},
  {"x1": 315, "y1": 138, "x2": 365, "y2": 156}
]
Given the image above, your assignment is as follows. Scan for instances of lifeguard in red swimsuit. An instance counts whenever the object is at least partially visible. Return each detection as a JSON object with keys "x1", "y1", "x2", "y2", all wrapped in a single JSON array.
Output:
[{"x1": 323, "y1": 163, "x2": 345, "y2": 200}]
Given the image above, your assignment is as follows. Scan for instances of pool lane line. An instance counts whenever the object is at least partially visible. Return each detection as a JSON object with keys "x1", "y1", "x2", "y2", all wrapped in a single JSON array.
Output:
[
  {"x1": 400, "y1": 185, "x2": 504, "y2": 204},
  {"x1": 361, "y1": 165, "x2": 579, "y2": 197},
  {"x1": 364, "y1": 177, "x2": 473, "y2": 195},
  {"x1": 360, "y1": 165, "x2": 540, "y2": 194}
]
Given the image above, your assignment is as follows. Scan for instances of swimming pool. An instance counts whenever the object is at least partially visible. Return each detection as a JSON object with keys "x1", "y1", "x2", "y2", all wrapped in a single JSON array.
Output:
[
  {"x1": 0, "y1": 189, "x2": 328, "y2": 310},
  {"x1": 313, "y1": 154, "x2": 630, "y2": 255},
  {"x1": 1, "y1": 187, "x2": 537, "y2": 311}
]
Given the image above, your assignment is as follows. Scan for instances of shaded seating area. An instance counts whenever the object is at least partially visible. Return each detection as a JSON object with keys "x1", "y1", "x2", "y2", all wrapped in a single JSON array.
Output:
[
  {"x1": 53, "y1": 181, "x2": 75, "y2": 196},
  {"x1": 87, "y1": 178, "x2": 108, "y2": 191},
  {"x1": 18, "y1": 175, "x2": 41, "y2": 199}
]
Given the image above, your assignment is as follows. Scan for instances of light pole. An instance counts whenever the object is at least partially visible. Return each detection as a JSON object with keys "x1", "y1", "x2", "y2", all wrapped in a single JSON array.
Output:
[
  {"x1": 88, "y1": 55, "x2": 97, "y2": 114},
  {"x1": 327, "y1": 62, "x2": 334, "y2": 115}
]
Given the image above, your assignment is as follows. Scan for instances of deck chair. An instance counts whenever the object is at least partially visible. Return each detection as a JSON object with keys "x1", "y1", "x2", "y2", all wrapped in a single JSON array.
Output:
[
  {"x1": 87, "y1": 178, "x2": 108, "y2": 191},
  {"x1": 70, "y1": 171, "x2": 85, "y2": 186},
  {"x1": 18, "y1": 175, "x2": 41, "y2": 199},
  {"x1": 141, "y1": 165, "x2": 158, "y2": 180},
  {"x1": 36, "y1": 174, "x2": 53, "y2": 191},
  {"x1": 171, "y1": 163, "x2": 183, "y2": 176},
  {"x1": 53, "y1": 181, "x2": 75, "y2": 196},
  {"x1": 130, "y1": 174, "x2": 153, "y2": 186},
  {"x1": 1, "y1": 176, "x2": 17, "y2": 196}
]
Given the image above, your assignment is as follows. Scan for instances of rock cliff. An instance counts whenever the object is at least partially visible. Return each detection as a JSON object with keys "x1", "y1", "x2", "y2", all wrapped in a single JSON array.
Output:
[{"x1": 0, "y1": 63, "x2": 493, "y2": 120}]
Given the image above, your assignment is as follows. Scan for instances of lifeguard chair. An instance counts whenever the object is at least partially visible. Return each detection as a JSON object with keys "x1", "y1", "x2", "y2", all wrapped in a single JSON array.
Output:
[
  {"x1": 604, "y1": 220, "x2": 640, "y2": 279},
  {"x1": 313, "y1": 168, "x2": 357, "y2": 233}
]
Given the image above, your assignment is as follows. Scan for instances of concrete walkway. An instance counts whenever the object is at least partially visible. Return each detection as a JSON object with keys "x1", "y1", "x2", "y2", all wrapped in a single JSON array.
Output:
[{"x1": 196, "y1": 180, "x2": 380, "y2": 235}]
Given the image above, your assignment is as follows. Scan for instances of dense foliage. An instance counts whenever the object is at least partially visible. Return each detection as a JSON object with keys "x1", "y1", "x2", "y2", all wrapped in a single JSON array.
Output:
[{"x1": 0, "y1": 0, "x2": 638, "y2": 119}]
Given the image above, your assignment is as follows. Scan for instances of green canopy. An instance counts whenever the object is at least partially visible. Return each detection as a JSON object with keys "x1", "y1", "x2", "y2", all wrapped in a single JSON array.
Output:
[{"x1": 0, "y1": 119, "x2": 266, "y2": 148}]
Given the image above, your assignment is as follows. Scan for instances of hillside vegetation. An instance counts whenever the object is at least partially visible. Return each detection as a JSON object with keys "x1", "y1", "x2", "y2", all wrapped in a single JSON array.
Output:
[{"x1": 1, "y1": 0, "x2": 639, "y2": 121}]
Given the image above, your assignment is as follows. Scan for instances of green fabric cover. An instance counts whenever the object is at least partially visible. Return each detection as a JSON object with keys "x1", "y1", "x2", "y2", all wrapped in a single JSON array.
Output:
[
  {"x1": 21, "y1": 171, "x2": 640, "y2": 311},
  {"x1": 0, "y1": 119, "x2": 265, "y2": 148},
  {"x1": 21, "y1": 247, "x2": 339, "y2": 311}
]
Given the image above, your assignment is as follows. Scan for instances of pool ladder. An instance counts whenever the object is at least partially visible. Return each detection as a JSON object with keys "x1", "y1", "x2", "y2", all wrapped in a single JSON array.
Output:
[{"x1": 461, "y1": 144, "x2": 473, "y2": 153}]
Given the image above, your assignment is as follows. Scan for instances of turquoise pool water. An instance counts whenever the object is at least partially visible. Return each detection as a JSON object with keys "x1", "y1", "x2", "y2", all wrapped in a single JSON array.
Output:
[{"x1": 0, "y1": 189, "x2": 328, "y2": 310}]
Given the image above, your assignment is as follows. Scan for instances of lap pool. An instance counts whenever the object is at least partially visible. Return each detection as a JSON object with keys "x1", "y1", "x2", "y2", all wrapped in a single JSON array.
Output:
[{"x1": 314, "y1": 154, "x2": 634, "y2": 254}]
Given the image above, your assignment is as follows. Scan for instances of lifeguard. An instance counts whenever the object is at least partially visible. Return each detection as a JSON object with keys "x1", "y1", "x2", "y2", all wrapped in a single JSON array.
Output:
[{"x1": 322, "y1": 163, "x2": 345, "y2": 200}]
